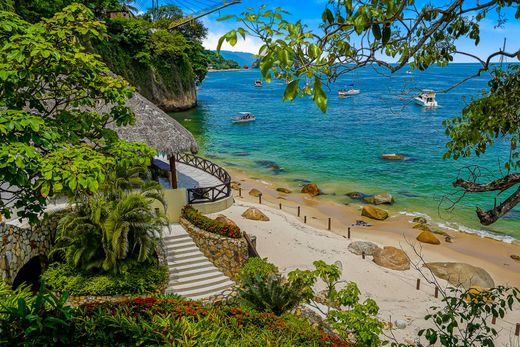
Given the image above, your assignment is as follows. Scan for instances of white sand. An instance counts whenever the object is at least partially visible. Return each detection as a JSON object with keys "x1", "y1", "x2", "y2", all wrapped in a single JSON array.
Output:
[{"x1": 209, "y1": 200, "x2": 520, "y2": 345}]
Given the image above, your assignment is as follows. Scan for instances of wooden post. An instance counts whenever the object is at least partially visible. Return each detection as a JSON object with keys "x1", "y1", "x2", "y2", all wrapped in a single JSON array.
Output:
[
  {"x1": 259, "y1": 194, "x2": 262, "y2": 204},
  {"x1": 434, "y1": 286, "x2": 439, "y2": 298},
  {"x1": 362, "y1": 251, "x2": 365, "y2": 259},
  {"x1": 304, "y1": 216, "x2": 307, "y2": 224},
  {"x1": 491, "y1": 316, "x2": 496, "y2": 325},
  {"x1": 516, "y1": 323, "x2": 520, "y2": 336},
  {"x1": 347, "y1": 227, "x2": 351, "y2": 239},
  {"x1": 416, "y1": 279, "x2": 421, "y2": 290},
  {"x1": 239, "y1": 188, "x2": 242, "y2": 197},
  {"x1": 169, "y1": 156, "x2": 178, "y2": 189},
  {"x1": 279, "y1": 203, "x2": 282, "y2": 210},
  {"x1": 328, "y1": 218, "x2": 331, "y2": 230},
  {"x1": 297, "y1": 206, "x2": 301, "y2": 217}
]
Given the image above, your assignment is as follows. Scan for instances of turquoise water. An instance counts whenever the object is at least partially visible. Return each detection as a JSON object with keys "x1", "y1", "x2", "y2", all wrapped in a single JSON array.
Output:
[{"x1": 170, "y1": 64, "x2": 520, "y2": 242}]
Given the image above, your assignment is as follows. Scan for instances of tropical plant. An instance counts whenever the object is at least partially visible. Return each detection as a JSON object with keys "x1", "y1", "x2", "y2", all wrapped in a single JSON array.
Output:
[
  {"x1": 182, "y1": 205, "x2": 241, "y2": 238},
  {"x1": 239, "y1": 257, "x2": 279, "y2": 283},
  {"x1": 0, "y1": 280, "x2": 34, "y2": 319}
]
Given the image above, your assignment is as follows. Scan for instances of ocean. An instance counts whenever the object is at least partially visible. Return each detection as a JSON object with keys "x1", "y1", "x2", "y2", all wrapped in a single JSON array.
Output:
[{"x1": 170, "y1": 64, "x2": 520, "y2": 242}]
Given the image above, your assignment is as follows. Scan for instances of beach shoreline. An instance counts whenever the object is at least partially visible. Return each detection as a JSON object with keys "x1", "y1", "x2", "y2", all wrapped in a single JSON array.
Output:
[{"x1": 226, "y1": 166, "x2": 520, "y2": 288}]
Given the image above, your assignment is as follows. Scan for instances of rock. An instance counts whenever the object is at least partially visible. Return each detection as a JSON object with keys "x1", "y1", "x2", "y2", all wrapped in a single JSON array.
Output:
[
  {"x1": 424, "y1": 262, "x2": 495, "y2": 289},
  {"x1": 445, "y1": 235, "x2": 453, "y2": 243},
  {"x1": 214, "y1": 215, "x2": 238, "y2": 229},
  {"x1": 248, "y1": 188, "x2": 262, "y2": 197},
  {"x1": 241, "y1": 208, "x2": 270, "y2": 222},
  {"x1": 364, "y1": 192, "x2": 394, "y2": 205},
  {"x1": 381, "y1": 153, "x2": 406, "y2": 160},
  {"x1": 271, "y1": 164, "x2": 281, "y2": 170},
  {"x1": 394, "y1": 320, "x2": 407, "y2": 329},
  {"x1": 276, "y1": 187, "x2": 292, "y2": 194},
  {"x1": 361, "y1": 205, "x2": 389, "y2": 220},
  {"x1": 346, "y1": 192, "x2": 365, "y2": 200},
  {"x1": 301, "y1": 184, "x2": 320, "y2": 196},
  {"x1": 416, "y1": 231, "x2": 441, "y2": 245},
  {"x1": 413, "y1": 223, "x2": 432, "y2": 232},
  {"x1": 372, "y1": 246, "x2": 410, "y2": 271},
  {"x1": 412, "y1": 216, "x2": 428, "y2": 224},
  {"x1": 347, "y1": 241, "x2": 380, "y2": 256},
  {"x1": 510, "y1": 254, "x2": 520, "y2": 262},
  {"x1": 230, "y1": 181, "x2": 241, "y2": 190}
]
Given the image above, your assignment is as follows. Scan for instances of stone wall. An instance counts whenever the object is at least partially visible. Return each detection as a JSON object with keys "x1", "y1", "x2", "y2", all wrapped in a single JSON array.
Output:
[
  {"x1": 0, "y1": 216, "x2": 57, "y2": 284},
  {"x1": 179, "y1": 218, "x2": 248, "y2": 281}
]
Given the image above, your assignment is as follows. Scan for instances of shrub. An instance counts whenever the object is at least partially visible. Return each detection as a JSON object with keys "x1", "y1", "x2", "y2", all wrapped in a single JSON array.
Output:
[
  {"x1": 0, "y1": 281, "x2": 34, "y2": 319},
  {"x1": 41, "y1": 262, "x2": 168, "y2": 296},
  {"x1": 182, "y1": 205, "x2": 241, "y2": 238},
  {"x1": 239, "y1": 257, "x2": 279, "y2": 284}
]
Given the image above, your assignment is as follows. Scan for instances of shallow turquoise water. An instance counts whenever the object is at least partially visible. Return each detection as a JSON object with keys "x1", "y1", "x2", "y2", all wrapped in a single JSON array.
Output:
[{"x1": 170, "y1": 64, "x2": 519, "y2": 242}]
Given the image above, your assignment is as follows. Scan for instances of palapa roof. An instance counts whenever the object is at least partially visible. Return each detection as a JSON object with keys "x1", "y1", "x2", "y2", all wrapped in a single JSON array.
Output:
[{"x1": 106, "y1": 92, "x2": 199, "y2": 155}]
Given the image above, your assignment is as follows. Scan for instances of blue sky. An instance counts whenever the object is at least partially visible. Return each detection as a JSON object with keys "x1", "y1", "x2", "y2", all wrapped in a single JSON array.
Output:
[{"x1": 150, "y1": 1, "x2": 519, "y2": 62}]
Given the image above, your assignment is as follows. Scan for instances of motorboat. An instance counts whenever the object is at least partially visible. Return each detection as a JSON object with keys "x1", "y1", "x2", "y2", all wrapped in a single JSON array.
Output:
[
  {"x1": 254, "y1": 80, "x2": 263, "y2": 87},
  {"x1": 406, "y1": 70, "x2": 413, "y2": 75},
  {"x1": 338, "y1": 84, "x2": 360, "y2": 96},
  {"x1": 232, "y1": 112, "x2": 256, "y2": 123},
  {"x1": 414, "y1": 89, "x2": 438, "y2": 107}
]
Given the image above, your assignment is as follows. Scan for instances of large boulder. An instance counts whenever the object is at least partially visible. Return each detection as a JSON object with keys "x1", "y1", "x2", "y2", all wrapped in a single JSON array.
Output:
[
  {"x1": 248, "y1": 188, "x2": 262, "y2": 197},
  {"x1": 214, "y1": 215, "x2": 239, "y2": 229},
  {"x1": 276, "y1": 187, "x2": 292, "y2": 194},
  {"x1": 381, "y1": 153, "x2": 406, "y2": 160},
  {"x1": 416, "y1": 231, "x2": 441, "y2": 245},
  {"x1": 241, "y1": 207, "x2": 270, "y2": 222},
  {"x1": 372, "y1": 246, "x2": 410, "y2": 271},
  {"x1": 348, "y1": 241, "x2": 380, "y2": 256},
  {"x1": 361, "y1": 205, "x2": 389, "y2": 220},
  {"x1": 424, "y1": 262, "x2": 495, "y2": 289},
  {"x1": 301, "y1": 184, "x2": 320, "y2": 196},
  {"x1": 364, "y1": 192, "x2": 394, "y2": 205}
]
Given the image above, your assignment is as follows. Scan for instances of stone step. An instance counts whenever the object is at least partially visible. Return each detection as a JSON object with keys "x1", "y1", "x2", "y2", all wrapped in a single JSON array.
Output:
[
  {"x1": 169, "y1": 262, "x2": 215, "y2": 273},
  {"x1": 168, "y1": 274, "x2": 232, "y2": 291},
  {"x1": 166, "y1": 279, "x2": 235, "y2": 297},
  {"x1": 167, "y1": 254, "x2": 207, "y2": 267},
  {"x1": 169, "y1": 267, "x2": 220, "y2": 279},
  {"x1": 169, "y1": 250, "x2": 204, "y2": 261},
  {"x1": 166, "y1": 246, "x2": 199, "y2": 256},
  {"x1": 163, "y1": 239, "x2": 195, "y2": 249},
  {"x1": 169, "y1": 270, "x2": 223, "y2": 284}
]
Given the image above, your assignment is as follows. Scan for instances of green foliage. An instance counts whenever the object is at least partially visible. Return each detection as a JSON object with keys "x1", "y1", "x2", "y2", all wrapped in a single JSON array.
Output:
[
  {"x1": 239, "y1": 257, "x2": 279, "y2": 283},
  {"x1": 0, "y1": 4, "x2": 157, "y2": 223},
  {"x1": 418, "y1": 286, "x2": 520, "y2": 347},
  {"x1": 206, "y1": 50, "x2": 241, "y2": 70},
  {"x1": 0, "y1": 281, "x2": 34, "y2": 318},
  {"x1": 182, "y1": 205, "x2": 242, "y2": 238},
  {"x1": 41, "y1": 262, "x2": 168, "y2": 296},
  {"x1": 13, "y1": 0, "x2": 121, "y2": 22}
]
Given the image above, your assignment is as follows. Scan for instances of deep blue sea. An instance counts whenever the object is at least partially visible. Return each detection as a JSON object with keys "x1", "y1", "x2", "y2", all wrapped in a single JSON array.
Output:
[{"x1": 170, "y1": 64, "x2": 520, "y2": 242}]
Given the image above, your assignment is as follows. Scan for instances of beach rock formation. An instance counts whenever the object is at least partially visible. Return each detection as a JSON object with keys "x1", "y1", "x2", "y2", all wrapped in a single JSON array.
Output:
[
  {"x1": 276, "y1": 187, "x2": 292, "y2": 194},
  {"x1": 424, "y1": 262, "x2": 495, "y2": 289},
  {"x1": 511, "y1": 254, "x2": 520, "y2": 262},
  {"x1": 381, "y1": 153, "x2": 406, "y2": 160},
  {"x1": 364, "y1": 192, "x2": 394, "y2": 205},
  {"x1": 348, "y1": 241, "x2": 380, "y2": 256},
  {"x1": 361, "y1": 205, "x2": 389, "y2": 220},
  {"x1": 248, "y1": 188, "x2": 262, "y2": 197},
  {"x1": 416, "y1": 231, "x2": 441, "y2": 245},
  {"x1": 301, "y1": 184, "x2": 320, "y2": 196},
  {"x1": 214, "y1": 215, "x2": 239, "y2": 229},
  {"x1": 230, "y1": 181, "x2": 241, "y2": 190},
  {"x1": 372, "y1": 246, "x2": 410, "y2": 271},
  {"x1": 346, "y1": 192, "x2": 365, "y2": 199},
  {"x1": 413, "y1": 216, "x2": 428, "y2": 224},
  {"x1": 241, "y1": 208, "x2": 270, "y2": 222},
  {"x1": 413, "y1": 223, "x2": 432, "y2": 232}
]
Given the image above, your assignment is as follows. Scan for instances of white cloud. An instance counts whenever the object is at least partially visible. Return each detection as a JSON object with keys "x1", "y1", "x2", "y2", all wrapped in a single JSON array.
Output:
[{"x1": 201, "y1": 17, "x2": 264, "y2": 53}]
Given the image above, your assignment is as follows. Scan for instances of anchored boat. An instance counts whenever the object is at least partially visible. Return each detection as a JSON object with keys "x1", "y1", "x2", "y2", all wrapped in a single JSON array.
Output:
[
  {"x1": 232, "y1": 112, "x2": 256, "y2": 123},
  {"x1": 254, "y1": 80, "x2": 263, "y2": 87},
  {"x1": 338, "y1": 84, "x2": 360, "y2": 96},
  {"x1": 414, "y1": 89, "x2": 438, "y2": 107}
]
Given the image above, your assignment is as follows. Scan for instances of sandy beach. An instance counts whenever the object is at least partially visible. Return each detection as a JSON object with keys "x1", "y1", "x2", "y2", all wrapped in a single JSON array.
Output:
[{"x1": 210, "y1": 168, "x2": 520, "y2": 344}]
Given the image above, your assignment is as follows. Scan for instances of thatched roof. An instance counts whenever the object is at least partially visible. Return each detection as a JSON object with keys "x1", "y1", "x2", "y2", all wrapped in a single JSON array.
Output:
[{"x1": 108, "y1": 92, "x2": 198, "y2": 155}]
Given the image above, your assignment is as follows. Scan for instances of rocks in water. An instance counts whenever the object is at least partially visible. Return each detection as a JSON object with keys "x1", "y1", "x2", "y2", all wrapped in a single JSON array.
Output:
[
  {"x1": 381, "y1": 153, "x2": 406, "y2": 161},
  {"x1": 346, "y1": 192, "x2": 365, "y2": 200},
  {"x1": 412, "y1": 216, "x2": 428, "y2": 224},
  {"x1": 363, "y1": 192, "x2": 394, "y2": 205},
  {"x1": 241, "y1": 208, "x2": 270, "y2": 222},
  {"x1": 276, "y1": 187, "x2": 292, "y2": 194},
  {"x1": 214, "y1": 215, "x2": 238, "y2": 229},
  {"x1": 416, "y1": 231, "x2": 441, "y2": 245},
  {"x1": 372, "y1": 246, "x2": 410, "y2": 271},
  {"x1": 301, "y1": 184, "x2": 320, "y2": 196},
  {"x1": 510, "y1": 254, "x2": 520, "y2": 262},
  {"x1": 230, "y1": 181, "x2": 241, "y2": 190},
  {"x1": 361, "y1": 205, "x2": 389, "y2": 220},
  {"x1": 248, "y1": 188, "x2": 262, "y2": 197},
  {"x1": 424, "y1": 262, "x2": 495, "y2": 289},
  {"x1": 348, "y1": 241, "x2": 380, "y2": 256}
]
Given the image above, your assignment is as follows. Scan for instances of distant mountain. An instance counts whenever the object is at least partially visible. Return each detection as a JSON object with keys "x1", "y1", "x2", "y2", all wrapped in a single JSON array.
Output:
[{"x1": 214, "y1": 51, "x2": 257, "y2": 68}]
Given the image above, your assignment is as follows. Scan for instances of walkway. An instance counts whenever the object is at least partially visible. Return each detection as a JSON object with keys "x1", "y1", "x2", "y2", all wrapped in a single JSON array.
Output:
[
  {"x1": 163, "y1": 224, "x2": 235, "y2": 300},
  {"x1": 154, "y1": 157, "x2": 222, "y2": 189}
]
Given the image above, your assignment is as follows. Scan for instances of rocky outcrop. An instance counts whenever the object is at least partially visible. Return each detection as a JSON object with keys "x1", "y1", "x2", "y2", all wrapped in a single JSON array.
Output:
[
  {"x1": 424, "y1": 262, "x2": 495, "y2": 289},
  {"x1": 348, "y1": 241, "x2": 380, "y2": 256},
  {"x1": 301, "y1": 184, "x2": 320, "y2": 196},
  {"x1": 241, "y1": 208, "x2": 270, "y2": 221},
  {"x1": 361, "y1": 205, "x2": 389, "y2": 220},
  {"x1": 372, "y1": 246, "x2": 410, "y2": 271},
  {"x1": 364, "y1": 192, "x2": 394, "y2": 205},
  {"x1": 416, "y1": 231, "x2": 441, "y2": 245}
]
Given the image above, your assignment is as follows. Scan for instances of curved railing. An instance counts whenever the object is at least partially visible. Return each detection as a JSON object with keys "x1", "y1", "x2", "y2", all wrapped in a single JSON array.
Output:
[{"x1": 175, "y1": 153, "x2": 231, "y2": 204}]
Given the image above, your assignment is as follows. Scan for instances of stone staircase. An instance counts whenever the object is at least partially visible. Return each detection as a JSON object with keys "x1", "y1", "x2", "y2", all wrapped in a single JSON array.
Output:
[{"x1": 163, "y1": 224, "x2": 235, "y2": 300}]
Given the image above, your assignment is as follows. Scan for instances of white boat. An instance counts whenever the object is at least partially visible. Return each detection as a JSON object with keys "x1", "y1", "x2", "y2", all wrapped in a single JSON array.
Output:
[
  {"x1": 338, "y1": 84, "x2": 360, "y2": 96},
  {"x1": 414, "y1": 89, "x2": 438, "y2": 107},
  {"x1": 232, "y1": 112, "x2": 256, "y2": 123},
  {"x1": 406, "y1": 70, "x2": 412, "y2": 75},
  {"x1": 254, "y1": 80, "x2": 262, "y2": 87}
]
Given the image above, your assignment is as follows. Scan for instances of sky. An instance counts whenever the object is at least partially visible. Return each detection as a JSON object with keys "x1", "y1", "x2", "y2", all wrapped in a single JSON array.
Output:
[{"x1": 148, "y1": 0, "x2": 520, "y2": 63}]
